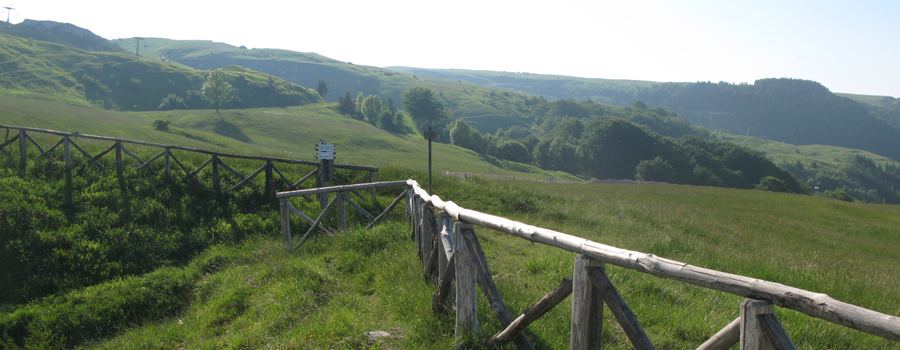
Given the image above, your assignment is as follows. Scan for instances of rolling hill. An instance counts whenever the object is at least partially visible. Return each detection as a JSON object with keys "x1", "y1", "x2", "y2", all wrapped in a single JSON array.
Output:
[
  {"x1": 110, "y1": 38, "x2": 542, "y2": 133},
  {"x1": 0, "y1": 26, "x2": 321, "y2": 112}
]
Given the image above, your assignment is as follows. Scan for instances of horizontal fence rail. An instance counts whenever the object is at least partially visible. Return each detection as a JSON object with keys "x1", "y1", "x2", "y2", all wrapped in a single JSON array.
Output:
[
  {"x1": 1, "y1": 125, "x2": 378, "y2": 199},
  {"x1": 394, "y1": 179, "x2": 900, "y2": 349}
]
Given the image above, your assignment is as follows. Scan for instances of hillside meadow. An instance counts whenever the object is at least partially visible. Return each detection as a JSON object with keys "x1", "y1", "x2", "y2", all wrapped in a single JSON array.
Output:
[
  {"x1": 1, "y1": 98, "x2": 898, "y2": 349},
  {"x1": 0, "y1": 96, "x2": 577, "y2": 182},
  {"x1": 1, "y1": 152, "x2": 898, "y2": 349}
]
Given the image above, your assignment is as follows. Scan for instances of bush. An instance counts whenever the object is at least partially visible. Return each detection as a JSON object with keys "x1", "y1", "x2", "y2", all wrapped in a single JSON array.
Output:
[
  {"x1": 754, "y1": 176, "x2": 790, "y2": 193},
  {"x1": 152, "y1": 119, "x2": 172, "y2": 132}
]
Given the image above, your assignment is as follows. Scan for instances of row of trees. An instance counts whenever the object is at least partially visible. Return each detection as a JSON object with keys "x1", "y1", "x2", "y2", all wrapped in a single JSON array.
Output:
[
  {"x1": 329, "y1": 85, "x2": 801, "y2": 194},
  {"x1": 334, "y1": 86, "x2": 452, "y2": 136},
  {"x1": 780, "y1": 155, "x2": 900, "y2": 204}
]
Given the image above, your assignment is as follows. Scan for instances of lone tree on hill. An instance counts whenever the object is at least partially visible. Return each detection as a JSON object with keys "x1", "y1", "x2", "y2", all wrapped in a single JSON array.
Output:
[
  {"x1": 201, "y1": 69, "x2": 233, "y2": 117},
  {"x1": 402, "y1": 86, "x2": 450, "y2": 133},
  {"x1": 316, "y1": 80, "x2": 328, "y2": 99}
]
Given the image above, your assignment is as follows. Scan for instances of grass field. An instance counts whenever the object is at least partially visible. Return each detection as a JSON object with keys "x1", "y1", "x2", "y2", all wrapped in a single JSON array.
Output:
[
  {"x1": 13, "y1": 171, "x2": 892, "y2": 349},
  {"x1": 0, "y1": 96, "x2": 578, "y2": 182},
  {"x1": 2, "y1": 98, "x2": 899, "y2": 349},
  {"x1": 722, "y1": 133, "x2": 900, "y2": 171}
]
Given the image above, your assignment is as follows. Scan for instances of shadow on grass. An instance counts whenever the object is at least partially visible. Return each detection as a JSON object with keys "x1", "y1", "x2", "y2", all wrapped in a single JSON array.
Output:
[{"x1": 214, "y1": 119, "x2": 252, "y2": 143}]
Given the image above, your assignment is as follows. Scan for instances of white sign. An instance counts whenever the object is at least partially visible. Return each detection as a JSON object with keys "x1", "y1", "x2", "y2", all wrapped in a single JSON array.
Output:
[
  {"x1": 315, "y1": 151, "x2": 336, "y2": 160},
  {"x1": 315, "y1": 144, "x2": 336, "y2": 152}
]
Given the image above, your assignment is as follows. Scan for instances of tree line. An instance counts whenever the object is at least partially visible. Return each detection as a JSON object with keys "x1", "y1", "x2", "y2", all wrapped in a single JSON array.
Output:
[{"x1": 332, "y1": 86, "x2": 803, "y2": 194}]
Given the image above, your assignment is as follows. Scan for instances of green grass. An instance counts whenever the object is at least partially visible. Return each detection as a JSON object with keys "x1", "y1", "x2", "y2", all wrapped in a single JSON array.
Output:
[
  {"x1": 722, "y1": 133, "x2": 900, "y2": 171},
  {"x1": 109, "y1": 38, "x2": 552, "y2": 133},
  {"x1": 2, "y1": 97, "x2": 899, "y2": 349},
  {"x1": 9, "y1": 173, "x2": 895, "y2": 349},
  {"x1": 0, "y1": 34, "x2": 320, "y2": 112},
  {"x1": 0, "y1": 95, "x2": 579, "y2": 181}
]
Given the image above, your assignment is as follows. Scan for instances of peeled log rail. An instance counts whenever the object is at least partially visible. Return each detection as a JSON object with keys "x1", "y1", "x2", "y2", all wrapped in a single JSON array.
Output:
[
  {"x1": 404, "y1": 180, "x2": 900, "y2": 342},
  {"x1": 277, "y1": 181, "x2": 409, "y2": 199}
]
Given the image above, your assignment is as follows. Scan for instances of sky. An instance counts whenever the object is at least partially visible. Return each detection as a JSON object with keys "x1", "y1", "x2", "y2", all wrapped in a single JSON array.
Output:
[{"x1": 4, "y1": 0, "x2": 899, "y2": 97}]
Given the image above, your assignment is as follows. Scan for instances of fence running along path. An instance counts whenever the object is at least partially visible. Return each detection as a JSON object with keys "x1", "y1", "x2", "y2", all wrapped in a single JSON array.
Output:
[
  {"x1": 0, "y1": 125, "x2": 378, "y2": 199},
  {"x1": 281, "y1": 179, "x2": 900, "y2": 349}
]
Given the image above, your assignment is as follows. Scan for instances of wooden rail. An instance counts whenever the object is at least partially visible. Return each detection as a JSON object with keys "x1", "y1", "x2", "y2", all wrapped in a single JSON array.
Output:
[
  {"x1": 395, "y1": 179, "x2": 900, "y2": 349},
  {"x1": 0, "y1": 125, "x2": 378, "y2": 199}
]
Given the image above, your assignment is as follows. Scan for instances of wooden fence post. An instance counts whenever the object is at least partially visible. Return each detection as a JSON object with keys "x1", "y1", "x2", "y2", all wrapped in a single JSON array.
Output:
[
  {"x1": 280, "y1": 198, "x2": 291, "y2": 248},
  {"x1": 336, "y1": 191, "x2": 347, "y2": 230},
  {"x1": 63, "y1": 136, "x2": 74, "y2": 210},
  {"x1": 741, "y1": 299, "x2": 775, "y2": 350},
  {"x1": 572, "y1": 254, "x2": 603, "y2": 350},
  {"x1": 18, "y1": 129, "x2": 26, "y2": 176},
  {"x1": 265, "y1": 160, "x2": 275, "y2": 198},
  {"x1": 164, "y1": 148, "x2": 171, "y2": 177},
  {"x1": 369, "y1": 171, "x2": 377, "y2": 201},
  {"x1": 455, "y1": 221, "x2": 481, "y2": 347},
  {"x1": 212, "y1": 155, "x2": 221, "y2": 192}
]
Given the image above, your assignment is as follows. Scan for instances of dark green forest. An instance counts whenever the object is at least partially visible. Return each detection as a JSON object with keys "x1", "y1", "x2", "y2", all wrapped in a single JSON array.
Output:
[{"x1": 632, "y1": 79, "x2": 900, "y2": 161}]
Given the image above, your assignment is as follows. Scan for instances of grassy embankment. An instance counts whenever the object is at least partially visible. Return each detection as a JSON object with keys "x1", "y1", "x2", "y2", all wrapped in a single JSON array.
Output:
[{"x1": 1, "y1": 140, "x2": 898, "y2": 349}]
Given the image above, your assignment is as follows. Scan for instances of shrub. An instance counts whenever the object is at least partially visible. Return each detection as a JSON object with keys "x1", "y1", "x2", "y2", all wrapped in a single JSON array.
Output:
[{"x1": 152, "y1": 119, "x2": 172, "y2": 132}]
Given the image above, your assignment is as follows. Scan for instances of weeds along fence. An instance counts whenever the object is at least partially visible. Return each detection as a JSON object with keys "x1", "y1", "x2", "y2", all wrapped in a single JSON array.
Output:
[
  {"x1": 278, "y1": 179, "x2": 900, "y2": 349},
  {"x1": 0, "y1": 125, "x2": 378, "y2": 200}
]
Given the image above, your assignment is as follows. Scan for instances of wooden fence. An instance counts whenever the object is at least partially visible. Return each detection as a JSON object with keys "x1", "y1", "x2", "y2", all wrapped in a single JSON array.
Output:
[
  {"x1": 0, "y1": 125, "x2": 378, "y2": 199},
  {"x1": 281, "y1": 179, "x2": 900, "y2": 349}
]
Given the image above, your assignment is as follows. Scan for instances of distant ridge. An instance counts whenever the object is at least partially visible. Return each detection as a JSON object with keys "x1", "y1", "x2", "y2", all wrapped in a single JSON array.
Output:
[{"x1": 0, "y1": 19, "x2": 124, "y2": 52}]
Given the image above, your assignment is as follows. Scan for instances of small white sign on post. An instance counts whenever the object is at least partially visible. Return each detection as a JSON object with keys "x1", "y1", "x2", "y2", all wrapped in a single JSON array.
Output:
[{"x1": 315, "y1": 143, "x2": 336, "y2": 160}]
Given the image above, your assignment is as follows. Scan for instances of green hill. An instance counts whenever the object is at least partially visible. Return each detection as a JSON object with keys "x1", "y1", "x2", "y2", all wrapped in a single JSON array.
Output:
[
  {"x1": 0, "y1": 29, "x2": 322, "y2": 112},
  {"x1": 386, "y1": 66, "x2": 656, "y2": 104},
  {"x1": 0, "y1": 95, "x2": 578, "y2": 181},
  {"x1": 0, "y1": 19, "x2": 124, "y2": 53},
  {"x1": 110, "y1": 38, "x2": 541, "y2": 133}
]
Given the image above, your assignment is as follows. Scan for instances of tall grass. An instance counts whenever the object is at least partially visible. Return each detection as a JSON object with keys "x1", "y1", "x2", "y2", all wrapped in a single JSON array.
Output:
[{"x1": 2, "y1": 134, "x2": 899, "y2": 348}]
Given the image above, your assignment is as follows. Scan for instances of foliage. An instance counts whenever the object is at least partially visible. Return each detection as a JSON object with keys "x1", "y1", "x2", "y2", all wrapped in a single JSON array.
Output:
[
  {"x1": 754, "y1": 176, "x2": 791, "y2": 193},
  {"x1": 633, "y1": 79, "x2": 900, "y2": 161},
  {"x1": 402, "y1": 86, "x2": 451, "y2": 134},
  {"x1": 337, "y1": 91, "x2": 356, "y2": 116},
  {"x1": 315, "y1": 79, "x2": 328, "y2": 99},
  {"x1": 780, "y1": 155, "x2": 900, "y2": 204},
  {"x1": 201, "y1": 69, "x2": 234, "y2": 113},
  {"x1": 151, "y1": 118, "x2": 172, "y2": 132},
  {"x1": 359, "y1": 95, "x2": 384, "y2": 124}
]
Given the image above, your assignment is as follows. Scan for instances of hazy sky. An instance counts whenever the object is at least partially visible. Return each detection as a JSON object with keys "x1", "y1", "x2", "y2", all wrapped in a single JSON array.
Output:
[{"x1": 6, "y1": 0, "x2": 899, "y2": 97}]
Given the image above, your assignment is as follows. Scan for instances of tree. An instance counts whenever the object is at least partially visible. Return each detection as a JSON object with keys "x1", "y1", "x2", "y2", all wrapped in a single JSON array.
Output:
[
  {"x1": 201, "y1": 69, "x2": 233, "y2": 116},
  {"x1": 338, "y1": 92, "x2": 356, "y2": 115},
  {"x1": 356, "y1": 92, "x2": 365, "y2": 115},
  {"x1": 402, "y1": 86, "x2": 450, "y2": 133},
  {"x1": 316, "y1": 80, "x2": 328, "y2": 99},
  {"x1": 360, "y1": 95, "x2": 384, "y2": 124},
  {"x1": 378, "y1": 110, "x2": 397, "y2": 132}
]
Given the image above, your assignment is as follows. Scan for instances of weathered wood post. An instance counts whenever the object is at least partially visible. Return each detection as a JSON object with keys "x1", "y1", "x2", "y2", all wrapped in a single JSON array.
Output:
[
  {"x1": 280, "y1": 198, "x2": 291, "y2": 248},
  {"x1": 741, "y1": 299, "x2": 775, "y2": 350},
  {"x1": 115, "y1": 142, "x2": 130, "y2": 216},
  {"x1": 336, "y1": 191, "x2": 347, "y2": 230},
  {"x1": 212, "y1": 155, "x2": 221, "y2": 192},
  {"x1": 572, "y1": 254, "x2": 603, "y2": 350},
  {"x1": 455, "y1": 221, "x2": 481, "y2": 347},
  {"x1": 265, "y1": 160, "x2": 275, "y2": 198},
  {"x1": 18, "y1": 129, "x2": 26, "y2": 176},
  {"x1": 164, "y1": 148, "x2": 171, "y2": 177},
  {"x1": 369, "y1": 171, "x2": 377, "y2": 201},
  {"x1": 63, "y1": 136, "x2": 74, "y2": 213}
]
